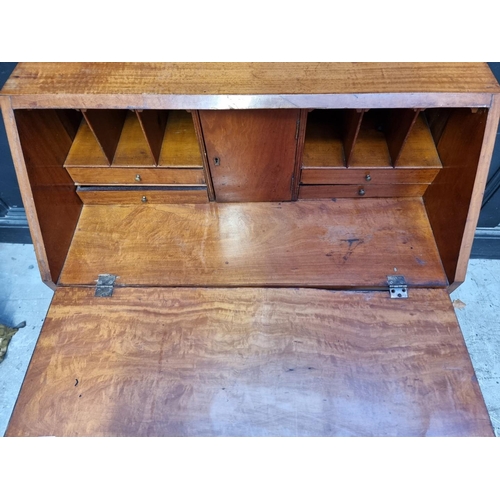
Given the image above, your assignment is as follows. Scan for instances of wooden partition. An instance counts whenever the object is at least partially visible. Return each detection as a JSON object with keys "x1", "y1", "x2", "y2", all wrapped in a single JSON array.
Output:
[{"x1": 11, "y1": 109, "x2": 83, "y2": 285}]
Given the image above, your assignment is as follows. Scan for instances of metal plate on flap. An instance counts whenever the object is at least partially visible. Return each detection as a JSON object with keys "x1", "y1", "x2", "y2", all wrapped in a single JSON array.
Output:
[{"x1": 387, "y1": 275, "x2": 408, "y2": 299}]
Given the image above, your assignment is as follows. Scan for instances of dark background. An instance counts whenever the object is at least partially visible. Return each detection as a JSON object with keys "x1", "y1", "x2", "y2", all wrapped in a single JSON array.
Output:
[{"x1": 1, "y1": 62, "x2": 500, "y2": 255}]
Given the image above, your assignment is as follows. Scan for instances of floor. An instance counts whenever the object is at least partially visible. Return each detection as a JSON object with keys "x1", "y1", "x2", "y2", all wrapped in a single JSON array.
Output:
[{"x1": 1, "y1": 242, "x2": 499, "y2": 437}]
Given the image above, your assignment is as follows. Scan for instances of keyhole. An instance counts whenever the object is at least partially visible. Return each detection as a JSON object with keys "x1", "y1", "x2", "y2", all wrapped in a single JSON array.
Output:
[{"x1": 214, "y1": 157, "x2": 220, "y2": 166}]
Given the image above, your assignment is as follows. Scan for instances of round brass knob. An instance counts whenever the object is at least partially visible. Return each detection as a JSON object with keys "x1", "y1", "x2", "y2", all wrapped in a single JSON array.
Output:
[
  {"x1": 135, "y1": 174, "x2": 141, "y2": 182},
  {"x1": 141, "y1": 196, "x2": 147, "y2": 203},
  {"x1": 365, "y1": 174, "x2": 371, "y2": 182},
  {"x1": 358, "y1": 188, "x2": 365, "y2": 196}
]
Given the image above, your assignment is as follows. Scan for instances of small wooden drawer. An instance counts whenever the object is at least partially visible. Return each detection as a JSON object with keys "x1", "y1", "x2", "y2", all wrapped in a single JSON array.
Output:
[
  {"x1": 76, "y1": 186, "x2": 209, "y2": 204},
  {"x1": 66, "y1": 167, "x2": 206, "y2": 186},
  {"x1": 300, "y1": 167, "x2": 440, "y2": 185},
  {"x1": 299, "y1": 184, "x2": 429, "y2": 199}
]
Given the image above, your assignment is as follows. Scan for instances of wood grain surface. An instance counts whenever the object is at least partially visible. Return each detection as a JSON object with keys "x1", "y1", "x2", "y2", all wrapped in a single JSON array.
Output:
[
  {"x1": 112, "y1": 111, "x2": 155, "y2": 167},
  {"x1": 158, "y1": 111, "x2": 204, "y2": 168},
  {"x1": 343, "y1": 109, "x2": 365, "y2": 166},
  {"x1": 349, "y1": 112, "x2": 392, "y2": 168},
  {"x1": 13, "y1": 109, "x2": 82, "y2": 285},
  {"x1": 302, "y1": 110, "x2": 345, "y2": 168},
  {"x1": 300, "y1": 167, "x2": 439, "y2": 185},
  {"x1": 66, "y1": 167, "x2": 205, "y2": 185},
  {"x1": 396, "y1": 114, "x2": 442, "y2": 168},
  {"x1": 385, "y1": 109, "x2": 420, "y2": 166},
  {"x1": 64, "y1": 118, "x2": 109, "y2": 167},
  {"x1": 299, "y1": 184, "x2": 428, "y2": 198},
  {"x1": 3, "y1": 63, "x2": 498, "y2": 97},
  {"x1": 58, "y1": 199, "x2": 447, "y2": 288},
  {"x1": 200, "y1": 109, "x2": 299, "y2": 202},
  {"x1": 136, "y1": 109, "x2": 168, "y2": 164},
  {"x1": 424, "y1": 108, "x2": 489, "y2": 287},
  {"x1": 6, "y1": 287, "x2": 492, "y2": 437},
  {"x1": 83, "y1": 109, "x2": 127, "y2": 164},
  {"x1": 76, "y1": 188, "x2": 208, "y2": 205}
]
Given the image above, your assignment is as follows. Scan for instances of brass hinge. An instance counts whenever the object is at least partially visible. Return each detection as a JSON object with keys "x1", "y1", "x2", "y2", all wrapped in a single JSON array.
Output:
[
  {"x1": 95, "y1": 274, "x2": 117, "y2": 297},
  {"x1": 387, "y1": 275, "x2": 408, "y2": 299}
]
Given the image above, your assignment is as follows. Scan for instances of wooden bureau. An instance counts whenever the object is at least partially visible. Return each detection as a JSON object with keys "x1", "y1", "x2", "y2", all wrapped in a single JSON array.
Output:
[{"x1": 1, "y1": 63, "x2": 499, "y2": 436}]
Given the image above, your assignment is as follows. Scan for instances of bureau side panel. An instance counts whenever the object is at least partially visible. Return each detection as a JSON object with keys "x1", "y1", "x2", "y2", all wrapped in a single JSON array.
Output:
[{"x1": 6, "y1": 106, "x2": 82, "y2": 286}]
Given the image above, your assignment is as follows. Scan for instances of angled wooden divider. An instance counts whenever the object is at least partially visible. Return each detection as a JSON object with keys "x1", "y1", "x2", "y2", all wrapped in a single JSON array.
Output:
[
  {"x1": 65, "y1": 119, "x2": 109, "y2": 167},
  {"x1": 82, "y1": 109, "x2": 127, "y2": 164},
  {"x1": 136, "y1": 110, "x2": 168, "y2": 164},
  {"x1": 343, "y1": 109, "x2": 365, "y2": 166},
  {"x1": 112, "y1": 111, "x2": 155, "y2": 167},
  {"x1": 384, "y1": 109, "x2": 421, "y2": 166}
]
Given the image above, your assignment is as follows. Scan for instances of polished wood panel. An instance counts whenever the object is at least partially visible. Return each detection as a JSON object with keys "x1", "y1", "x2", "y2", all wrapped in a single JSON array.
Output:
[
  {"x1": 343, "y1": 109, "x2": 364, "y2": 166},
  {"x1": 158, "y1": 111, "x2": 204, "y2": 168},
  {"x1": 385, "y1": 109, "x2": 420, "y2": 165},
  {"x1": 1, "y1": 98, "x2": 53, "y2": 286},
  {"x1": 136, "y1": 110, "x2": 168, "y2": 164},
  {"x1": 76, "y1": 188, "x2": 208, "y2": 205},
  {"x1": 299, "y1": 184, "x2": 428, "y2": 198},
  {"x1": 397, "y1": 114, "x2": 442, "y2": 167},
  {"x1": 300, "y1": 167, "x2": 439, "y2": 185},
  {"x1": 12, "y1": 109, "x2": 82, "y2": 285},
  {"x1": 425, "y1": 102, "x2": 500, "y2": 290},
  {"x1": 424, "y1": 108, "x2": 489, "y2": 288},
  {"x1": 291, "y1": 109, "x2": 308, "y2": 200},
  {"x1": 112, "y1": 111, "x2": 155, "y2": 167},
  {"x1": 3, "y1": 63, "x2": 498, "y2": 98},
  {"x1": 302, "y1": 110, "x2": 345, "y2": 168},
  {"x1": 83, "y1": 109, "x2": 127, "y2": 164},
  {"x1": 349, "y1": 112, "x2": 392, "y2": 168},
  {"x1": 6, "y1": 287, "x2": 491, "y2": 437},
  {"x1": 192, "y1": 110, "x2": 215, "y2": 201},
  {"x1": 64, "y1": 119, "x2": 110, "y2": 168},
  {"x1": 200, "y1": 109, "x2": 299, "y2": 202},
  {"x1": 55, "y1": 109, "x2": 82, "y2": 140},
  {"x1": 59, "y1": 199, "x2": 447, "y2": 288},
  {"x1": 66, "y1": 167, "x2": 205, "y2": 185}
]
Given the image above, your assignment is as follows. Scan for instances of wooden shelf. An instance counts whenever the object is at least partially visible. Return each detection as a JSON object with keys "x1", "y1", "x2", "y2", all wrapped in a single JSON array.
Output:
[
  {"x1": 302, "y1": 108, "x2": 442, "y2": 171},
  {"x1": 158, "y1": 110, "x2": 204, "y2": 168},
  {"x1": 64, "y1": 109, "x2": 203, "y2": 169},
  {"x1": 302, "y1": 110, "x2": 344, "y2": 168},
  {"x1": 59, "y1": 198, "x2": 447, "y2": 288},
  {"x1": 112, "y1": 111, "x2": 155, "y2": 167},
  {"x1": 65, "y1": 119, "x2": 109, "y2": 167}
]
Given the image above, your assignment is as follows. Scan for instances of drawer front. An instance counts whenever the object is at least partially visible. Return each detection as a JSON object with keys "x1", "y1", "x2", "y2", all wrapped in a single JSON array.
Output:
[
  {"x1": 300, "y1": 167, "x2": 440, "y2": 185},
  {"x1": 67, "y1": 167, "x2": 206, "y2": 185},
  {"x1": 299, "y1": 184, "x2": 428, "y2": 199},
  {"x1": 76, "y1": 187, "x2": 208, "y2": 204}
]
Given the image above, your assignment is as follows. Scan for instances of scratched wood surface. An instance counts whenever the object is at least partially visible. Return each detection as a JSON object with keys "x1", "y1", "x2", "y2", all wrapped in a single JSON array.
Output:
[
  {"x1": 6, "y1": 287, "x2": 492, "y2": 437},
  {"x1": 2, "y1": 63, "x2": 498, "y2": 97},
  {"x1": 58, "y1": 199, "x2": 447, "y2": 287}
]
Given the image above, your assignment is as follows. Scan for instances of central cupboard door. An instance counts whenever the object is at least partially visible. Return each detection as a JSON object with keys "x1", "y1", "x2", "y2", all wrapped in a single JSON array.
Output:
[{"x1": 199, "y1": 109, "x2": 300, "y2": 202}]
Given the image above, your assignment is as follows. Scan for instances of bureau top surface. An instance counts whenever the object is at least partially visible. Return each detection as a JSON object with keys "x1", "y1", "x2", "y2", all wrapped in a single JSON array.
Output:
[{"x1": 2, "y1": 62, "x2": 499, "y2": 96}]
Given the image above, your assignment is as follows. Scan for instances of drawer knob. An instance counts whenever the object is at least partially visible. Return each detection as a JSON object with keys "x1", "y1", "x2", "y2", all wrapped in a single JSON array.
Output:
[
  {"x1": 365, "y1": 174, "x2": 371, "y2": 182},
  {"x1": 141, "y1": 196, "x2": 147, "y2": 203},
  {"x1": 358, "y1": 188, "x2": 365, "y2": 196},
  {"x1": 135, "y1": 174, "x2": 141, "y2": 182}
]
